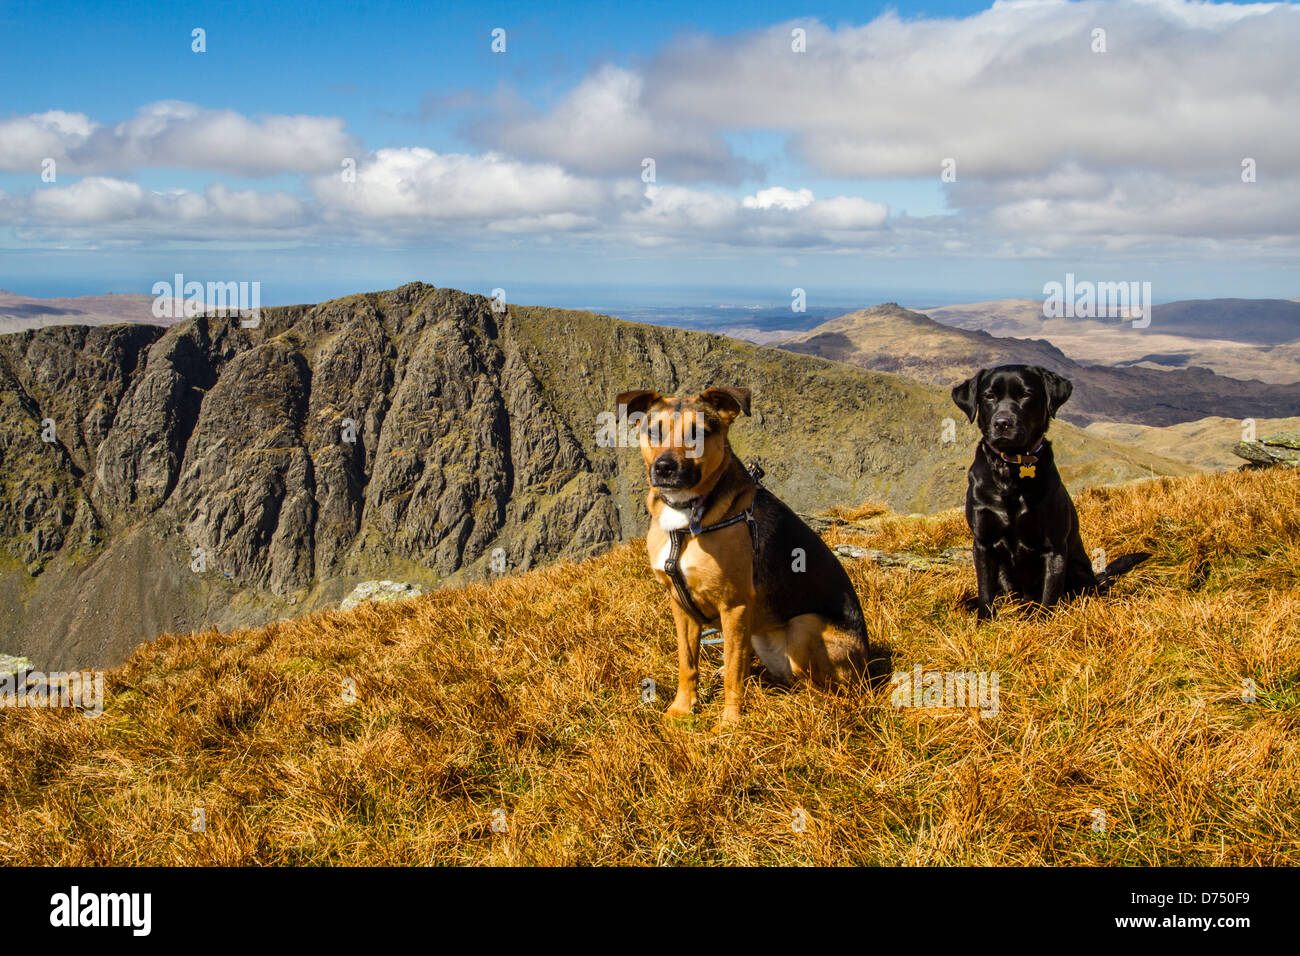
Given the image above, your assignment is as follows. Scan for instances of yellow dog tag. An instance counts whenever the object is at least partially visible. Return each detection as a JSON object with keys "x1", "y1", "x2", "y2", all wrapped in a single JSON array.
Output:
[{"x1": 1019, "y1": 464, "x2": 1036, "y2": 479}]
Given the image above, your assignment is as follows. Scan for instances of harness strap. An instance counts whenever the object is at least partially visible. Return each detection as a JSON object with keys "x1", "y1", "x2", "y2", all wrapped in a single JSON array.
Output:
[{"x1": 661, "y1": 464, "x2": 763, "y2": 626}]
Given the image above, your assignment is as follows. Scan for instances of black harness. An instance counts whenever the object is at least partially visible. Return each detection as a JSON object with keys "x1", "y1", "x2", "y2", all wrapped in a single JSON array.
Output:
[{"x1": 659, "y1": 461, "x2": 763, "y2": 625}]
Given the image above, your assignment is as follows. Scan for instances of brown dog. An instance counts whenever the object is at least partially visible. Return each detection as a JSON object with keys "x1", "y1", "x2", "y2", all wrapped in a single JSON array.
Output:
[{"x1": 617, "y1": 386, "x2": 872, "y2": 726}]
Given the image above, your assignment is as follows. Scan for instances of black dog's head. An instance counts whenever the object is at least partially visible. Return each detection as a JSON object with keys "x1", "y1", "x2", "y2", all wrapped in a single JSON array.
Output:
[{"x1": 951, "y1": 365, "x2": 1073, "y2": 453}]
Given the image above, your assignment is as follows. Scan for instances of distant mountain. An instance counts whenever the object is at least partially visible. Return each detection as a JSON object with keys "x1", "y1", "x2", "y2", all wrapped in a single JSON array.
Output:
[
  {"x1": 1146, "y1": 299, "x2": 1300, "y2": 345},
  {"x1": 0, "y1": 283, "x2": 1187, "y2": 669},
  {"x1": 925, "y1": 297, "x2": 1300, "y2": 343},
  {"x1": 923, "y1": 297, "x2": 1300, "y2": 385},
  {"x1": 919, "y1": 298, "x2": 1047, "y2": 337},
  {"x1": 780, "y1": 303, "x2": 1300, "y2": 426},
  {"x1": 0, "y1": 290, "x2": 188, "y2": 334}
]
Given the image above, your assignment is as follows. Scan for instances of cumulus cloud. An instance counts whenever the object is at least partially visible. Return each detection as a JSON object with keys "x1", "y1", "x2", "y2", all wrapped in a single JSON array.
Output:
[
  {"x1": 624, "y1": 184, "x2": 889, "y2": 246},
  {"x1": 309, "y1": 147, "x2": 625, "y2": 229},
  {"x1": 456, "y1": 0, "x2": 1299, "y2": 251},
  {"x1": 635, "y1": 0, "x2": 1300, "y2": 180},
  {"x1": 0, "y1": 101, "x2": 358, "y2": 176},
  {"x1": 0, "y1": 110, "x2": 95, "y2": 171},
  {"x1": 3, "y1": 1, "x2": 1297, "y2": 258},
  {"x1": 2, "y1": 177, "x2": 308, "y2": 238},
  {"x1": 468, "y1": 64, "x2": 755, "y2": 183},
  {"x1": 743, "y1": 187, "x2": 814, "y2": 211}
]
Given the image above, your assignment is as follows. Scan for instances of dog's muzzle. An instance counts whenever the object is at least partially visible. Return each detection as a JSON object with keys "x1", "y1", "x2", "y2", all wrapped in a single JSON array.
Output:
[{"x1": 650, "y1": 453, "x2": 698, "y2": 490}]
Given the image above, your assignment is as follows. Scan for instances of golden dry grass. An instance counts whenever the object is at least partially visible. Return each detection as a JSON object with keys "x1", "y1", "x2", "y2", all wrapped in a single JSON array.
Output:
[
  {"x1": 822, "y1": 499, "x2": 892, "y2": 523},
  {"x1": 1, "y1": 468, "x2": 1298, "y2": 865}
]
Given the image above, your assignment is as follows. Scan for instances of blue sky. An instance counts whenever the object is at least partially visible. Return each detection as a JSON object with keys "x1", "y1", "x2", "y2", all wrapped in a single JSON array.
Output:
[{"x1": 1, "y1": 0, "x2": 1297, "y2": 310}]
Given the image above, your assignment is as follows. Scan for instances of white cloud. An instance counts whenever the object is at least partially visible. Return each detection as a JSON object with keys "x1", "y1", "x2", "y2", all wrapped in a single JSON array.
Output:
[
  {"x1": 310, "y1": 147, "x2": 620, "y2": 227},
  {"x1": 0, "y1": 101, "x2": 358, "y2": 176},
  {"x1": 626, "y1": 184, "x2": 888, "y2": 246},
  {"x1": 631, "y1": 0, "x2": 1300, "y2": 181},
  {"x1": 0, "y1": 110, "x2": 95, "y2": 171},
  {"x1": 743, "y1": 187, "x2": 814, "y2": 211},
  {"x1": 4, "y1": 177, "x2": 308, "y2": 237},
  {"x1": 470, "y1": 64, "x2": 753, "y2": 183},
  {"x1": 2, "y1": 1, "x2": 1297, "y2": 259}
]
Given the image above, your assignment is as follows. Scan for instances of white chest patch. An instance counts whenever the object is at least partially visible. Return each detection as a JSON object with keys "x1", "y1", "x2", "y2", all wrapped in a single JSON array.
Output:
[
  {"x1": 651, "y1": 507, "x2": 693, "y2": 572},
  {"x1": 657, "y1": 507, "x2": 691, "y2": 532}
]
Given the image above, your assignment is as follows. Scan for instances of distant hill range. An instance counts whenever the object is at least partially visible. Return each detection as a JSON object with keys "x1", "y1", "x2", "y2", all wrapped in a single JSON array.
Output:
[
  {"x1": 1084, "y1": 416, "x2": 1300, "y2": 472},
  {"x1": 0, "y1": 283, "x2": 1187, "y2": 670},
  {"x1": 781, "y1": 303, "x2": 1300, "y2": 426},
  {"x1": 921, "y1": 297, "x2": 1300, "y2": 385},
  {"x1": 0, "y1": 290, "x2": 186, "y2": 334}
]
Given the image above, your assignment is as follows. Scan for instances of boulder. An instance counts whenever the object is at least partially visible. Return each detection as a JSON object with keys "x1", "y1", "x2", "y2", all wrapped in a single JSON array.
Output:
[
  {"x1": 340, "y1": 580, "x2": 425, "y2": 611},
  {"x1": 1233, "y1": 432, "x2": 1300, "y2": 468}
]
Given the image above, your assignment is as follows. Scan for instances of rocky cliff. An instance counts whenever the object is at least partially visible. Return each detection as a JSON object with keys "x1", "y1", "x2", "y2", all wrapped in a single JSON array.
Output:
[{"x1": 0, "y1": 283, "x2": 1190, "y2": 668}]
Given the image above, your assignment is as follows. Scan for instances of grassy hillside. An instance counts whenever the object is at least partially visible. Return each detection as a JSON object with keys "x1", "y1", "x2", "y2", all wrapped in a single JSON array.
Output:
[
  {"x1": 1086, "y1": 415, "x2": 1300, "y2": 471},
  {"x1": 2, "y1": 468, "x2": 1297, "y2": 865}
]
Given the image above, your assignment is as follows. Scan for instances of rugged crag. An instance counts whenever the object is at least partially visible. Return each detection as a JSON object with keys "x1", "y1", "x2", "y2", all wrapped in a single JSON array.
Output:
[{"x1": 0, "y1": 283, "x2": 1189, "y2": 668}]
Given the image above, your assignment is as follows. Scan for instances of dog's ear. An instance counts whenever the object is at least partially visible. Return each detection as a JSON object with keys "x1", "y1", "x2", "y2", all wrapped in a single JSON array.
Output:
[
  {"x1": 1031, "y1": 367, "x2": 1073, "y2": 417},
  {"x1": 616, "y1": 389, "x2": 661, "y2": 418},
  {"x1": 951, "y1": 370, "x2": 984, "y2": 423},
  {"x1": 699, "y1": 387, "x2": 751, "y2": 423}
]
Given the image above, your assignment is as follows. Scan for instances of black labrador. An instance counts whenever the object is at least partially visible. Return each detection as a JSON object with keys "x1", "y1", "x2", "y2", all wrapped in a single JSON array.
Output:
[{"x1": 951, "y1": 364, "x2": 1148, "y2": 619}]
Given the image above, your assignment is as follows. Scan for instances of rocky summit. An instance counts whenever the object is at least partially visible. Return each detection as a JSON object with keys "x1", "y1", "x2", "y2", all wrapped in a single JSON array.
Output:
[{"x1": 0, "y1": 283, "x2": 1186, "y2": 669}]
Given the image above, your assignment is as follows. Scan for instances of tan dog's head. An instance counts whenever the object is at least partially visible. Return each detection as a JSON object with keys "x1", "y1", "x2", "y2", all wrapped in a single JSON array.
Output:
[{"x1": 615, "y1": 387, "x2": 751, "y2": 500}]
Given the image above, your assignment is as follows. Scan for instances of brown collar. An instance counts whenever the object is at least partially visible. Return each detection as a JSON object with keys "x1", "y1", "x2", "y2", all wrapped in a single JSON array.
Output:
[{"x1": 985, "y1": 437, "x2": 1046, "y2": 477}]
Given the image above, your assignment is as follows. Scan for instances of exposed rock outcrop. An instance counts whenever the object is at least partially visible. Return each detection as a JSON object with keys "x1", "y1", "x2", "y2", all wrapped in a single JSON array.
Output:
[
  {"x1": 339, "y1": 580, "x2": 425, "y2": 611},
  {"x1": 1234, "y1": 432, "x2": 1300, "y2": 468}
]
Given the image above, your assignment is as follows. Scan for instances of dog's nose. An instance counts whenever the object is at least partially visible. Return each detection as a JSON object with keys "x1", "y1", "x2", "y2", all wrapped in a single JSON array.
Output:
[
  {"x1": 651, "y1": 454, "x2": 680, "y2": 482},
  {"x1": 992, "y1": 415, "x2": 1013, "y2": 434}
]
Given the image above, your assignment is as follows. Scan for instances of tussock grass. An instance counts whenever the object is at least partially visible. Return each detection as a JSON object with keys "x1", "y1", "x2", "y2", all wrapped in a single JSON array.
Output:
[
  {"x1": 1, "y1": 469, "x2": 1298, "y2": 865},
  {"x1": 822, "y1": 500, "x2": 892, "y2": 523}
]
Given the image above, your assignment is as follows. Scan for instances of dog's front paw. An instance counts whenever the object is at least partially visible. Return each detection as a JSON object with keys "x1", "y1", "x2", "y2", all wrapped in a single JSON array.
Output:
[
  {"x1": 714, "y1": 708, "x2": 741, "y2": 731},
  {"x1": 664, "y1": 696, "x2": 697, "y2": 719}
]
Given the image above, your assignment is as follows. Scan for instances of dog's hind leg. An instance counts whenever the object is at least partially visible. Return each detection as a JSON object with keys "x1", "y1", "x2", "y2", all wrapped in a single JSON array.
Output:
[
  {"x1": 750, "y1": 628, "x2": 795, "y2": 686},
  {"x1": 786, "y1": 614, "x2": 869, "y2": 687}
]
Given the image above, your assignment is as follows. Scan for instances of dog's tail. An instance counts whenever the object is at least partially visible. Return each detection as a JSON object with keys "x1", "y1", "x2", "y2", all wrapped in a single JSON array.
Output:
[{"x1": 1097, "y1": 551, "x2": 1152, "y2": 592}]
